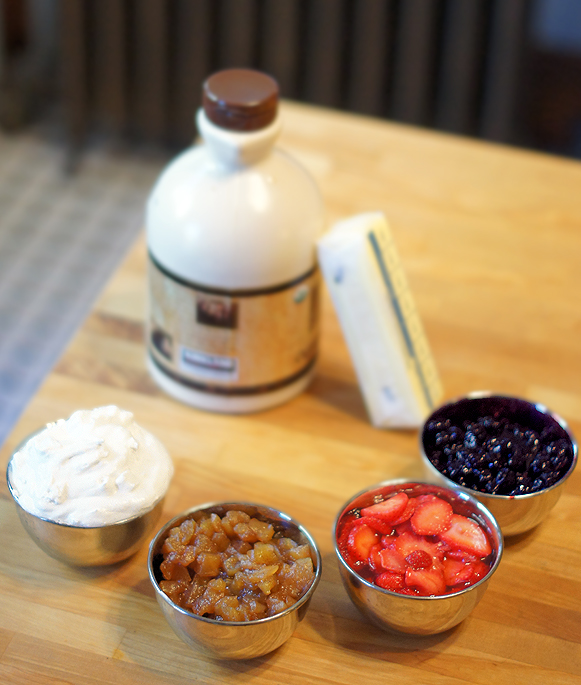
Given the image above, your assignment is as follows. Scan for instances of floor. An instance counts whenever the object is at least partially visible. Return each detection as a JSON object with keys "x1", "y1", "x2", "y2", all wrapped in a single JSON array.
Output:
[{"x1": 0, "y1": 129, "x2": 169, "y2": 448}]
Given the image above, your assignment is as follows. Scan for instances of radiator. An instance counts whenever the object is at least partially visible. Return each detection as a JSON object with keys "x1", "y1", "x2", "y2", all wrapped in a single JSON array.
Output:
[{"x1": 59, "y1": 0, "x2": 530, "y2": 157}]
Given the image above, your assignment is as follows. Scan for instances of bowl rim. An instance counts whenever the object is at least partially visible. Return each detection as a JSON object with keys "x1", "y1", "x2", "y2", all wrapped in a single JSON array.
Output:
[
  {"x1": 6, "y1": 429, "x2": 167, "y2": 530},
  {"x1": 148, "y1": 501, "x2": 322, "y2": 627},
  {"x1": 419, "y1": 390, "x2": 578, "y2": 501},
  {"x1": 333, "y1": 478, "x2": 504, "y2": 602}
]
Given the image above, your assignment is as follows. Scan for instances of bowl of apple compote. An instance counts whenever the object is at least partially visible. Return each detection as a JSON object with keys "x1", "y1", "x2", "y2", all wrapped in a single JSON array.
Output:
[{"x1": 148, "y1": 502, "x2": 321, "y2": 660}]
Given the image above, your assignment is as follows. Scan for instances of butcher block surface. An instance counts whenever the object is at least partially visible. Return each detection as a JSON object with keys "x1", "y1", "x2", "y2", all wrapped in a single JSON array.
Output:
[{"x1": 1, "y1": 101, "x2": 580, "y2": 684}]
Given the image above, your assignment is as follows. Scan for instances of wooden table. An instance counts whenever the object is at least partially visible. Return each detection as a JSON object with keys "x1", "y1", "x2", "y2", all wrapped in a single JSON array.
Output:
[{"x1": 1, "y1": 102, "x2": 580, "y2": 684}]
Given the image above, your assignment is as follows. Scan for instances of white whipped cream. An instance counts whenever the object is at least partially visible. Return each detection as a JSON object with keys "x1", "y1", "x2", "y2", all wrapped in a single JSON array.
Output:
[{"x1": 9, "y1": 406, "x2": 174, "y2": 527}]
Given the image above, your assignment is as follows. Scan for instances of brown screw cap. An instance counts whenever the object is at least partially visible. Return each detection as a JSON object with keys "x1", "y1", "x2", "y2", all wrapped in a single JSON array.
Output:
[{"x1": 202, "y1": 69, "x2": 279, "y2": 132}]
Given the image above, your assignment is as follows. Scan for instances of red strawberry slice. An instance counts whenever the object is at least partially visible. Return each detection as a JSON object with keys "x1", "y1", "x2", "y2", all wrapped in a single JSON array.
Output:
[
  {"x1": 394, "y1": 518, "x2": 415, "y2": 536},
  {"x1": 443, "y1": 558, "x2": 491, "y2": 587},
  {"x1": 337, "y1": 515, "x2": 362, "y2": 556},
  {"x1": 368, "y1": 544, "x2": 384, "y2": 572},
  {"x1": 470, "y1": 560, "x2": 491, "y2": 582},
  {"x1": 405, "y1": 549, "x2": 432, "y2": 570},
  {"x1": 439, "y1": 515, "x2": 492, "y2": 557},
  {"x1": 395, "y1": 531, "x2": 444, "y2": 562},
  {"x1": 397, "y1": 586, "x2": 419, "y2": 596},
  {"x1": 411, "y1": 496, "x2": 453, "y2": 536},
  {"x1": 347, "y1": 522, "x2": 378, "y2": 562},
  {"x1": 363, "y1": 516, "x2": 396, "y2": 535},
  {"x1": 377, "y1": 547, "x2": 407, "y2": 573},
  {"x1": 376, "y1": 572, "x2": 405, "y2": 592},
  {"x1": 442, "y1": 546, "x2": 480, "y2": 564},
  {"x1": 380, "y1": 533, "x2": 397, "y2": 549},
  {"x1": 391, "y1": 497, "x2": 417, "y2": 525},
  {"x1": 442, "y1": 558, "x2": 474, "y2": 586},
  {"x1": 415, "y1": 494, "x2": 440, "y2": 505},
  {"x1": 361, "y1": 492, "x2": 408, "y2": 522},
  {"x1": 405, "y1": 566, "x2": 446, "y2": 595}
]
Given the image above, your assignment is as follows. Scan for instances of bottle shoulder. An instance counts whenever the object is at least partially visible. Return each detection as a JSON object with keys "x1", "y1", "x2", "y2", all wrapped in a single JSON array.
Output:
[
  {"x1": 146, "y1": 145, "x2": 324, "y2": 289},
  {"x1": 148, "y1": 143, "x2": 319, "y2": 195}
]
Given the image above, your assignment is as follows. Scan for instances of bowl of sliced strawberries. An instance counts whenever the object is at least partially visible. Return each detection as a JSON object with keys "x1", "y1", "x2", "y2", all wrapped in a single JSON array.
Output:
[{"x1": 334, "y1": 480, "x2": 503, "y2": 635}]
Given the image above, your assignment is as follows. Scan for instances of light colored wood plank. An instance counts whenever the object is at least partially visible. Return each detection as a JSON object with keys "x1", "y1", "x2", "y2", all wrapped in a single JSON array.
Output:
[{"x1": 1, "y1": 101, "x2": 580, "y2": 683}]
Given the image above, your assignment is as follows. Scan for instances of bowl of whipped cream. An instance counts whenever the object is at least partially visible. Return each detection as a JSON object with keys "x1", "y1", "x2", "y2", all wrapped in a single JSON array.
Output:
[{"x1": 6, "y1": 405, "x2": 174, "y2": 566}]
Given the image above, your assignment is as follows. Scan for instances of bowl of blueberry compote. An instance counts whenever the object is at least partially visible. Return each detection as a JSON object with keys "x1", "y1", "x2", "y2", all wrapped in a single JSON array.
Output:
[
  {"x1": 334, "y1": 480, "x2": 503, "y2": 635},
  {"x1": 421, "y1": 392, "x2": 577, "y2": 536}
]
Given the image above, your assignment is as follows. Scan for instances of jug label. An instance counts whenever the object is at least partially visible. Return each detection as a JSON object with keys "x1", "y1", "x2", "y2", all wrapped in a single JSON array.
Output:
[{"x1": 147, "y1": 255, "x2": 319, "y2": 395}]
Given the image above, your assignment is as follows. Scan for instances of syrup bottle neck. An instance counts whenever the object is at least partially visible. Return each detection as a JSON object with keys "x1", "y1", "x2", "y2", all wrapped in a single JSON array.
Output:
[
  {"x1": 198, "y1": 68, "x2": 281, "y2": 167},
  {"x1": 197, "y1": 109, "x2": 281, "y2": 167}
]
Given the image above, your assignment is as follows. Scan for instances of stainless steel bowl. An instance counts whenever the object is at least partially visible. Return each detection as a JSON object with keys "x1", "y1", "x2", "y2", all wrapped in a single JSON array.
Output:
[
  {"x1": 333, "y1": 480, "x2": 503, "y2": 636},
  {"x1": 8, "y1": 489, "x2": 164, "y2": 566},
  {"x1": 148, "y1": 502, "x2": 322, "y2": 660},
  {"x1": 6, "y1": 434, "x2": 166, "y2": 567},
  {"x1": 420, "y1": 392, "x2": 578, "y2": 536}
]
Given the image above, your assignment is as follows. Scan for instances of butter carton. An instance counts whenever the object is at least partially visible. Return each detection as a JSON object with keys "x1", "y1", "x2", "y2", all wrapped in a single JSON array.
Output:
[{"x1": 317, "y1": 212, "x2": 443, "y2": 428}]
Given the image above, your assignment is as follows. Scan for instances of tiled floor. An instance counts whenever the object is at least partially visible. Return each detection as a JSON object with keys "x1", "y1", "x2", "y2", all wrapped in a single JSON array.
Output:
[{"x1": 0, "y1": 130, "x2": 169, "y2": 447}]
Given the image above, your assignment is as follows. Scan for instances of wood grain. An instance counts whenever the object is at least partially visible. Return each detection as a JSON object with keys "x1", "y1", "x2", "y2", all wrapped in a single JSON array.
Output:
[{"x1": 1, "y1": 101, "x2": 580, "y2": 684}]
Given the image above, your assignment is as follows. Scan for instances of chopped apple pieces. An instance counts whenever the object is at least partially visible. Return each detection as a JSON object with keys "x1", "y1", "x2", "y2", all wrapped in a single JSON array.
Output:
[{"x1": 158, "y1": 509, "x2": 315, "y2": 620}]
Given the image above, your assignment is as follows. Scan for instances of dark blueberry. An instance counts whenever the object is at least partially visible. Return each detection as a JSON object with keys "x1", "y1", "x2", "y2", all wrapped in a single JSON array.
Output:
[
  {"x1": 543, "y1": 443, "x2": 557, "y2": 458},
  {"x1": 477, "y1": 469, "x2": 493, "y2": 487},
  {"x1": 549, "y1": 453, "x2": 568, "y2": 472},
  {"x1": 554, "y1": 438, "x2": 573, "y2": 459},
  {"x1": 544, "y1": 471, "x2": 561, "y2": 487},
  {"x1": 447, "y1": 464, "x2": 462, "y2": 480},
  {"x1": 512, "y1": 482, "x2": 530, "y2": 495},
  {"x1": 486, "y1": 436, "x2": 500, "y2": 451},
  {"x1": 540, "y1": 427, "x2": 559, "y2": 443},
  {"x1": 526, "y1": 439, "x2": 540, "y2": 460},
  {"x1": 429, "y1": 449, "x2": 444, "y2": 468},
  {"x1": 448, "y1": 426, "x2": 464, "y2": 442},
  {"x1": 484, "y1": 481, "x2": 496, "y2": 494},
  {"x1": 459, "y1": 464, "x2": 478, "y2": 486},
  {"x1": 531, "y1": 458, "x2": 550, "y2": 476},
  {"x1": 471, "y1": 422, "x2": 488, "y2": 440},
  {"x1": 464, "y1": 431, "x2": 477, "y2": 449},
  {"x1": 486, "y1": 456, "x2": 500, "y2": 472},
  {"x1": 494, "y1": 466, "x2": 509, "y2": 484},
  {"x1": 502, "y1": 436, "x2": 514, "y2": 450},
  {"x1": 501, "y1": 470, "x2": 516, "y2": 493},
  {"x1": 515, "y1": 473, "x2": 532, "y2": 489},
  {"x1": 507, "y1": 446, "x2": 527, "y2": 471}
]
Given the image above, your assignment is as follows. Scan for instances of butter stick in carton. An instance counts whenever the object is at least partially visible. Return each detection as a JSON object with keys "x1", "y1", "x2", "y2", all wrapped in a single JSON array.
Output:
[{"x1": 317, "y1": 212, "x2": 443, "y2": 428}]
